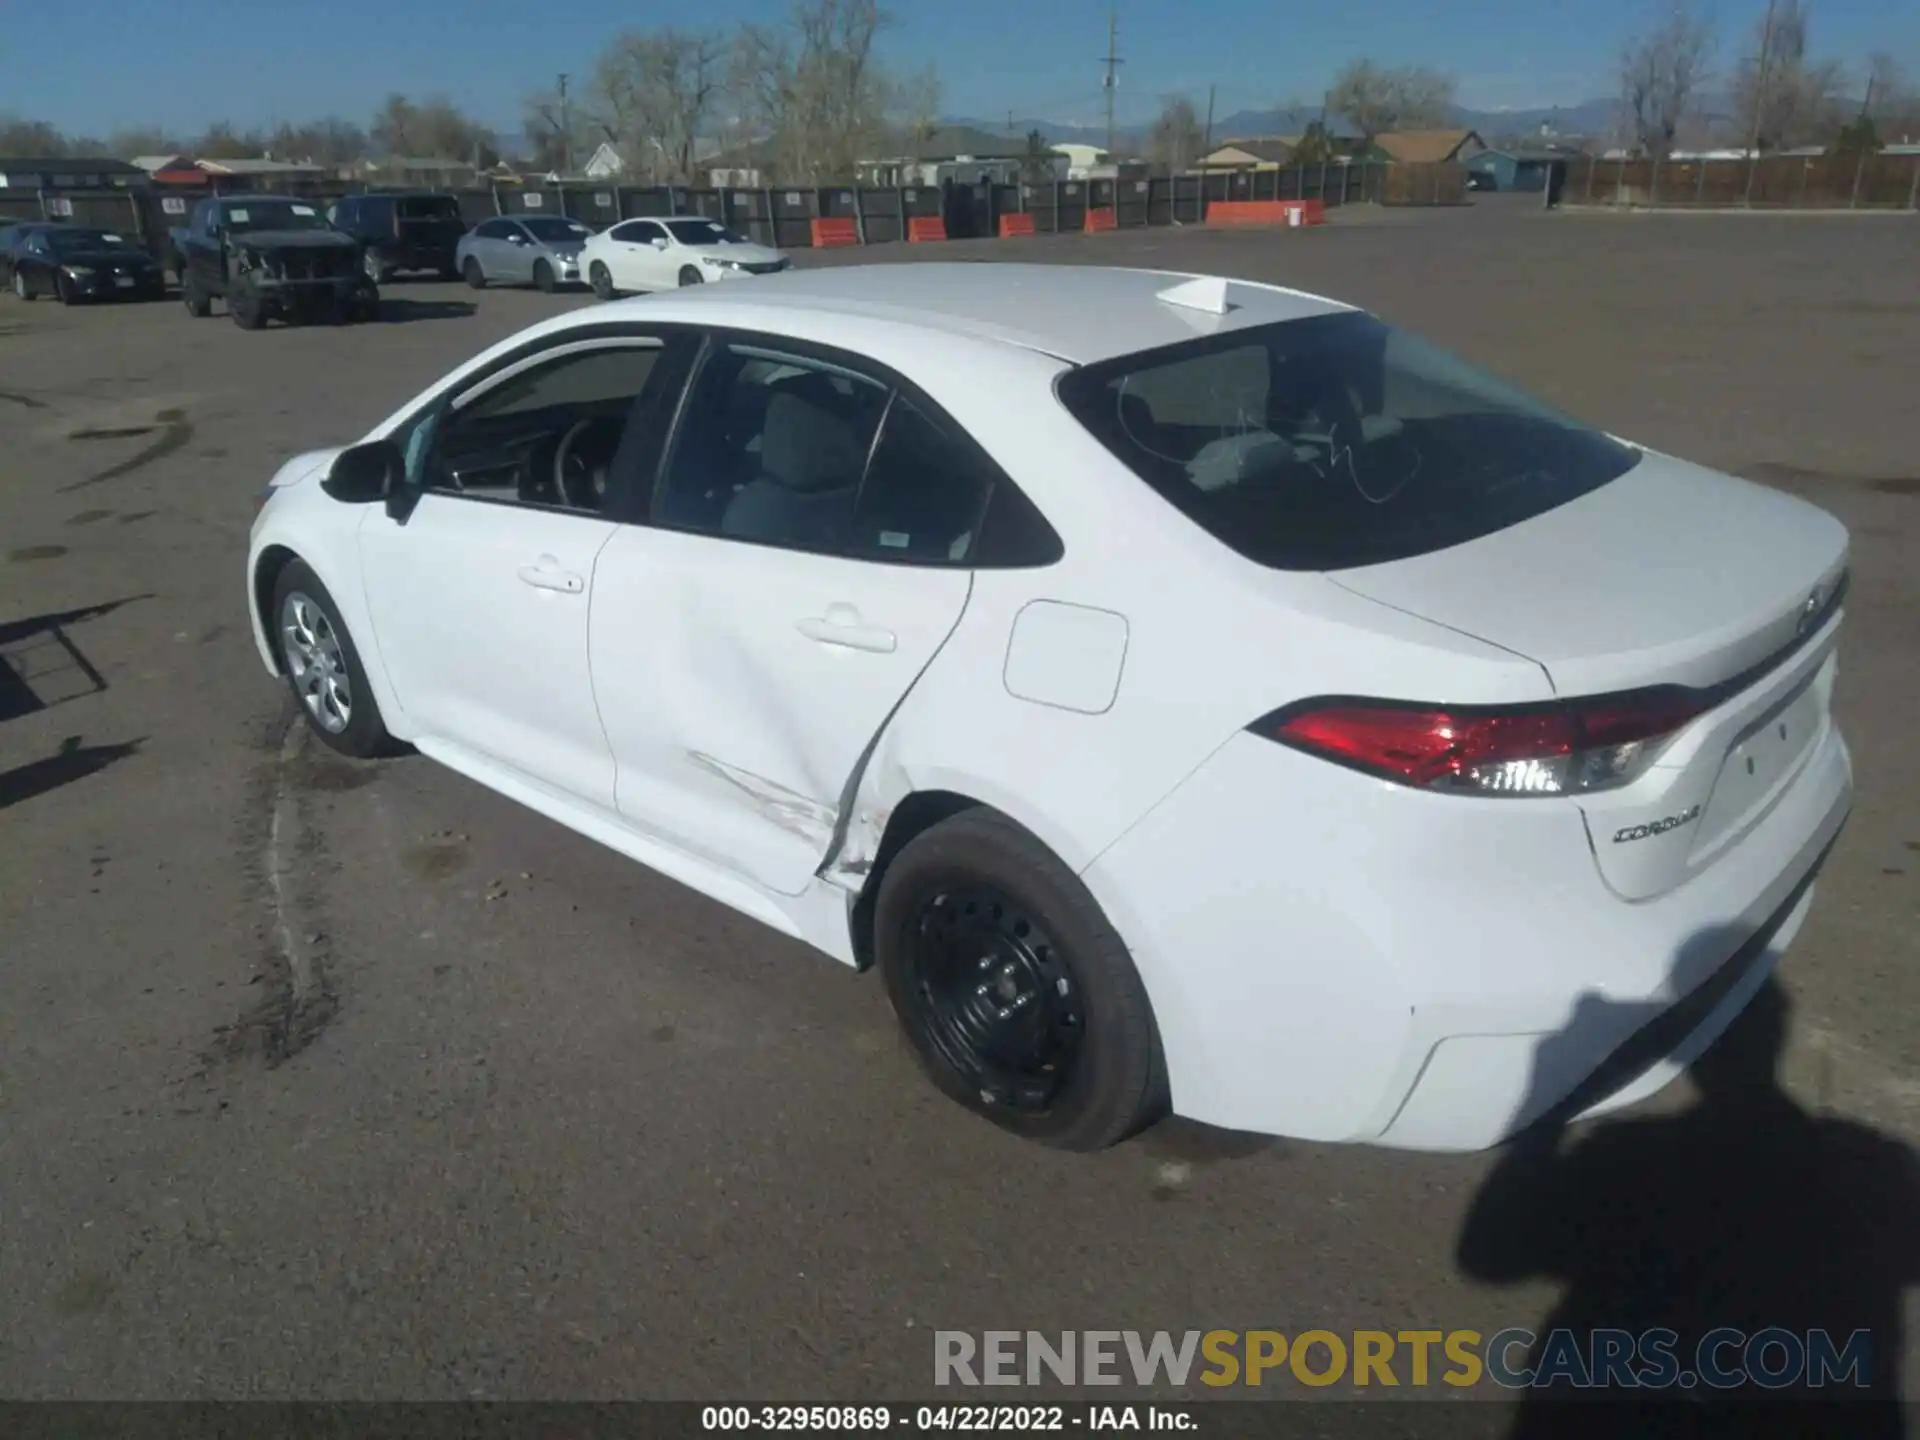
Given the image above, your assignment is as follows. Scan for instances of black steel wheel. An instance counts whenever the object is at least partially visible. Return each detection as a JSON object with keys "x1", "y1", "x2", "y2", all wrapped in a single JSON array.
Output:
[{"x1": 876, "y1": 809, "x2": 1166, "y2": 1150}]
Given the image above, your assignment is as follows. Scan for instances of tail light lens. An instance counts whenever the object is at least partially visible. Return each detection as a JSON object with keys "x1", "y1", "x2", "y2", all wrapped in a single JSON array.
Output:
[{"x1": 1259, "y1": 689, "x2": 1708, "y2": 796}]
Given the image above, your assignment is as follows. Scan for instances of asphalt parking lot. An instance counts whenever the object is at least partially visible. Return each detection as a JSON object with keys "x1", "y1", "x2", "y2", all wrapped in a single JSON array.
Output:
[{"x1": 3, "y1": 202, "x2": 1917, "y2": 1408}]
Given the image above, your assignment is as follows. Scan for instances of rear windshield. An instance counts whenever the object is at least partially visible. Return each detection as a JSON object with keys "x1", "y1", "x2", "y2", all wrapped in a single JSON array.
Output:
[
  {"x1": 1055, "y1": 313, "x2": 1640, "y2": 570},
  {"x1": 398, "y1": 196, "x2": 462, "y2": 220}
]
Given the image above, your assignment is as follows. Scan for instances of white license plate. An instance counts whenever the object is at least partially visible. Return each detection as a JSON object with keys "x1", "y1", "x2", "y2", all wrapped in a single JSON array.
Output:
[{"x1": 114, "y1": 276, "x2": 135, "y2": 288}]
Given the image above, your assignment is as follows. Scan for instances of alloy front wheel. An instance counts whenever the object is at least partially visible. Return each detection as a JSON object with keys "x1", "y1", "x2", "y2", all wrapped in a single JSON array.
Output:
[{"x1": 279, "y1": 590, "x2": 352, "y2": 734}]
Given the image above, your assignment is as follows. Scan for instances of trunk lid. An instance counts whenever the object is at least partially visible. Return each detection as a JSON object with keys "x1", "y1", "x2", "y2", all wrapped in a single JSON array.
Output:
[{"x1": 1329, "y1": 452, "x2": 1850, "y2": 899}]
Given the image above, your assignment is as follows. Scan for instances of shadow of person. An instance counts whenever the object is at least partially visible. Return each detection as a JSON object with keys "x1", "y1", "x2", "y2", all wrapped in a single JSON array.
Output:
[
  {"x1": 1458, "y1": 967, "x2": 1918, "y2": 1438},
  {"x1": 0, "y1": 733, "x2": 144, "y2": 812}
]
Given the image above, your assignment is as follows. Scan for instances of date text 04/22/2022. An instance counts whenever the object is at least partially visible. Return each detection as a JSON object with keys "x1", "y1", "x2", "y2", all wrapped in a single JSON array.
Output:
[{"x1": 699, "y1": 1404, "x2": 1194, "y2": 1431}]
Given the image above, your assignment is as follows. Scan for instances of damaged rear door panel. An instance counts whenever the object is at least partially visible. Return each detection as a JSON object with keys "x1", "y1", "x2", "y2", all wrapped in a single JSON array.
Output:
[{"x1": 588, "y1": 524, "x2": 972, "y2": 897}]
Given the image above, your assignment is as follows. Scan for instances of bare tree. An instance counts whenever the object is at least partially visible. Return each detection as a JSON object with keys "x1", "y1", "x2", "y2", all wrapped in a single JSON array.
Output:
[
  {"x1": 106, "y1": 125, "x2": 181, "y2": 158},
  {"x1": 268, "y1": 117, "x2": 369, "y2": 168},
  {"x1": 369, "y1": 94, "x2": 418, "y2": 156},
  {"x1": 1147, "y1": 94, "x2": 1204, "y2": 175},
  {"x1": 0, "y1": 115, "x2": 72, "y2": 155},
  {"x1": 1619, "y1": 3, "x2": 1715, "y2": 157},
  {"x1": 1731, "y1": 0, "x2": 1849, "y2": 150},
  {"x1": 1862, "y1": 51, "x2": 1920, "y2": 142},
  {"x1": 731, "y1": 0, "x2": 897, "y2": 184},
  {"x1": 590, "y1": 28, "x2": 726, "y2": 182},
  {"x1": 1326, "y1": 61, "x2": 1457, "y2": 139},
  {"x1": 194, "y1": 121, "x2": 267, "y2": 159}
]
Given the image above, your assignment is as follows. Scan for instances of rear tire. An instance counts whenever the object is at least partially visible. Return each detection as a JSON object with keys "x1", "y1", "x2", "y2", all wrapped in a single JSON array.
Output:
[
  {"x1": 362, "y1": 250, "x2": 388, "y2": 285},
  {"x1": 270, "y1": 560, "x2": 397, "y2": 760},
  {"x1": 14, "y1": 269, "x2": 34, "y2": 301},
  {"x1": 677, "y1": 265, "x2": 703, "y2": 287},
  {"x1": 181, "y1": 273, "x2": 210, "y2": 317},
  {"x1": 462, "y1": 257, "x2": 486, "y2": 289},
  {"x1": 590, "y1": 261, "x2": 615, "y2": 300},
  {"x1": 533, "y1": 259, "x2": 555, "y2": 293},
  {"x1": 875, "y1": 809, "x2": 1167, "y2": 1151}
]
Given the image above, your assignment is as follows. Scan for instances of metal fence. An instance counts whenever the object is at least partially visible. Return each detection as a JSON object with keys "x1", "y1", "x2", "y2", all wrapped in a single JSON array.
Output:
[
  {"x1": 0, "y1": 162, "x2": 1469, "y2": 270},
  {"x1": 1568, "y1": 152, "x2": 1920, "y2": 209}
]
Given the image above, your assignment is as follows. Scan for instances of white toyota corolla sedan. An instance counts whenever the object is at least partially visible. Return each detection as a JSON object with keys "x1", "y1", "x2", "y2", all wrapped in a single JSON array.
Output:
[{"x1": 246, "y1": 263, "x2": 1852, "y2": 1152}]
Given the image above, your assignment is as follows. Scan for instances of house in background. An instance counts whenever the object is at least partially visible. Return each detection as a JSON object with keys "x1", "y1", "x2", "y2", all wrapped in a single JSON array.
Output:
[
  {"x1": 1196, "y1": 137, "x2": 1296, "y2": 173},
  {"x1": 130, "y1": 154, "x2": 209, "y2": 187},
  {"x1": 858, "y1": 125, "x2": 1028, "y2": 187},
  {"x1": 354, "y1": 156, "x2": 477, "y2": 188},
  {"x1": 582, "y1": 142, "x2": 627, "y2": 179},
  {"x1": 0, "y1": 156, "x2": 144, "y2": 189},
  {"x1": 1465, "y1": 147, "x2": 1571, "y2": 191},
  {"x1": 194, "y1": 156, "x2": 329, "y2": 192},
  {"x1": 1373, "y1": 128, "x2": 1487, "y2": 165}
]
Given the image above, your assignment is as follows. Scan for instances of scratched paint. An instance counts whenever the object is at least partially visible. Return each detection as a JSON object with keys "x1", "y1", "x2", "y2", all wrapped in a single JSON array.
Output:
[{"x1": 687, "y1": 751, "x2": 836, "y2": 842}]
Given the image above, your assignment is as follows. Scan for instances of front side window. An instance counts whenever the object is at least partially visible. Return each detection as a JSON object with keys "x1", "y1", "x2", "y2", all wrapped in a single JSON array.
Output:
[
  {"x1": 663, "y1": 218, "x2": 744, "y2": 246},
  {"x1": 1056, "y1": 312, "x2": 1641, "y2": 570},
  {"x1": 658, "y1": 344, "x2": 888, "y2": 545},
  {"x1": 411, "y1": 342, "x2": 669, "y2": 513}
]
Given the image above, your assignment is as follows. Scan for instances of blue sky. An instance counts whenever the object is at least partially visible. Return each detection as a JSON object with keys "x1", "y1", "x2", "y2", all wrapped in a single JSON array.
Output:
[{"x1": 5, "y1": 0, "x2": 1915, "y2": 138}]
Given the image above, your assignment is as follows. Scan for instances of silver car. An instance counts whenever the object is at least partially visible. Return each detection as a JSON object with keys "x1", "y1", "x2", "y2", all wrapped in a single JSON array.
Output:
[{"x1": 456, "y1": 215, "x2": 592, "y2": 292}]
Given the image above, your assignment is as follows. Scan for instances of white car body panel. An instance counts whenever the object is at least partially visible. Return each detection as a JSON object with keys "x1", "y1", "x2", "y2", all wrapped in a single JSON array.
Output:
[{"x1": 246, "y1": 264, "x2": 1853, "y2": 1151}]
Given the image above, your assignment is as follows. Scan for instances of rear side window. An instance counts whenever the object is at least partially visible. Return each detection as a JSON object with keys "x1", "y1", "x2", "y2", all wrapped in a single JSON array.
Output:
[{"x1": 1055, "y1": 313, "x2": 1641, "y2": 570}]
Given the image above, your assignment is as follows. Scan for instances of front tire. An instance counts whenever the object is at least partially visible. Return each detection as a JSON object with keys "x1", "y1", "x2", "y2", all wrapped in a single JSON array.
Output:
[
  {"x1": 229, "y1": 281, "x2": 266, "y2": 330},
  {"x1": 271, "y1": 560, "x2": 396, "y2": 759},
  {"x1": 462, "y1": 257, "x2": 486, "y2": 289},
  {"x1": 182, "y1": 273, "x2": 210, "y2": 317},
  {"x1": 14, "y1": 269, "x2": 34, "y2": 301},
  {"x1": 678, "y1": 265, "x2": 703, "y2": 287},
  {"x1": 533, "y1": 259, "x2": 555, "y2": 293},
  {"x1": 875, "y1": 809, "x2": 1167, "y2": 1151},
  {"x1": 589, "y1": 261, "x2": 615, "y2": 300},
  {"x1": 55, "y1": 272, "x2": 77, "y2": 305}
]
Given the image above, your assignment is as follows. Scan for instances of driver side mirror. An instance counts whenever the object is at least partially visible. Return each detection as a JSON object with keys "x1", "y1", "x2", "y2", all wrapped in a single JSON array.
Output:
[{"x1": 321, "y1": 439, "x2": 402, "y2": 507}]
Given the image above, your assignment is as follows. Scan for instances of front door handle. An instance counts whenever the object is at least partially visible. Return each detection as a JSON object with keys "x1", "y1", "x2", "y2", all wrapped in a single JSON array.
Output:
[
  {"x1": 517, "y1": 557, "x2": 584, "y2": 594},
  {"x1": 796, "y1": 606, "x2": 896, "y2": 653}
]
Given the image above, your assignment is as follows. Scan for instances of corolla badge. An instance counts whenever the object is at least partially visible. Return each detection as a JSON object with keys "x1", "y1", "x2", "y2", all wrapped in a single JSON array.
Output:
[
  {"x1": 1795, "y1": 587, "x2": 1824, "y2": 636},
  {"x1": 1613, "y1": 805, "x2": 1702, "y2": 844}
]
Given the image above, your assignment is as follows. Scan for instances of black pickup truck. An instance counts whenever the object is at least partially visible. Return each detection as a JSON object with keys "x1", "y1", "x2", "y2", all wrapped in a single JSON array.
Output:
[{"x1": 171, "y1": 196, "x2": 378, "y2": 329}]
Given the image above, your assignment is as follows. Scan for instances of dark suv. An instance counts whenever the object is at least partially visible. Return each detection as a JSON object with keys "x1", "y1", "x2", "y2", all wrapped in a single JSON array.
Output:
[{"x1": 329, "y1": 193, "x2": 468, "y2": 283}]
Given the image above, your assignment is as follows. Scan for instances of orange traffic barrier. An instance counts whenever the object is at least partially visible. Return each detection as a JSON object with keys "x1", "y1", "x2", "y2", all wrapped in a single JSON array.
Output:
[
  {"x1": 1205, "y1": 199, "x2": 1328, "y2": 228},
  {"x1": 1084, "y1": 207, "x2": 1118, "y2": 233},
  {"x1": 906, "y1": 215, "x2": 948, "y2": 243},
  {"x1": 810, "y1": 216, "x2": 860, "y2": 247},
  {"x1": 998, "y1": 212, "x2": 1037, "y2": 238}
]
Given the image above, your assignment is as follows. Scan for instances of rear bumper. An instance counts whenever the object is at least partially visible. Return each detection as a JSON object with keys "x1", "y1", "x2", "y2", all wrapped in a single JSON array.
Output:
[{"x1": 1081, "y1": 722, "x2": 1852, "y2": 1151}]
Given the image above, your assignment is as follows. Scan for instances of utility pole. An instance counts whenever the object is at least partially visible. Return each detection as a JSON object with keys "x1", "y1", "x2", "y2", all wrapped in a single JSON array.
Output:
[
  {"x1": 1202, "y1": 84, "x2": 1215, "y2": 158},
  {"x1": 1100, "y1": 4, "x2": 1124, "y2": 158},
  {"x1": 1743, "y1": 0, "x2": 1776, "y2": 204},
  {"x1": 558, "y1": 72, "x2": 573, "y2": 175}
]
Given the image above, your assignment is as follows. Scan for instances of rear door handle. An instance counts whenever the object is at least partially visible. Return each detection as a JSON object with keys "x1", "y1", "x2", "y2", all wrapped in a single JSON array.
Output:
[
  {"x1": 796, "y1": 608, "x2": 897, "y2": 653},
  {"x1": 517, "y1": 557, "x2": 584, "y2": 594}
]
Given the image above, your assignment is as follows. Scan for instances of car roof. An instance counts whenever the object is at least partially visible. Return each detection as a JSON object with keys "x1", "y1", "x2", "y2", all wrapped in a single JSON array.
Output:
[{"x1": 592, "y1": 263, "x2": 1353, "y2": 365}]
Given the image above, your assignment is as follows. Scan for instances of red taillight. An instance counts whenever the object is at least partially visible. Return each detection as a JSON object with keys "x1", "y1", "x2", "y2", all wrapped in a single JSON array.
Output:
[{"x1": 1263, "y1": 689, "x2": 1707, "y2": 795}]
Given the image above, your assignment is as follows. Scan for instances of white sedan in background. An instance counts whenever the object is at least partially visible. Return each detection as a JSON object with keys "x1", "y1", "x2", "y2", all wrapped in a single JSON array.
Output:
[
  {"x1": 580, "y1": 215, "x2": 791, "y2": 298},
  {"x1": 246, "y1": 264, "x2": 1851, "y2": 1153}
]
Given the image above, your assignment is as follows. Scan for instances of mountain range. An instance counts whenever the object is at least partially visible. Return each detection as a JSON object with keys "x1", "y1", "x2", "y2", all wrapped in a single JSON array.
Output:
[{"x1": 950, "y1": 97, "x2": 1629, "y2": 147}]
